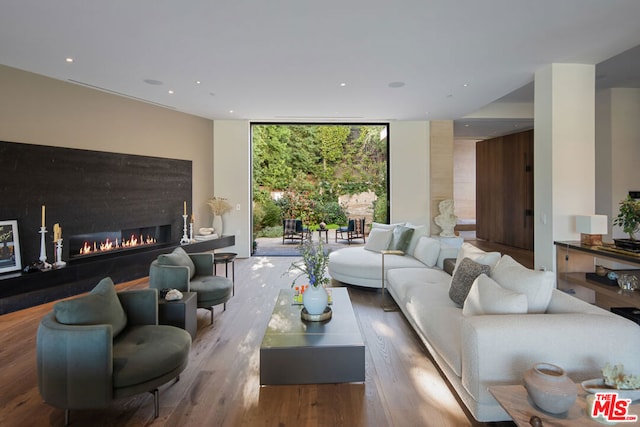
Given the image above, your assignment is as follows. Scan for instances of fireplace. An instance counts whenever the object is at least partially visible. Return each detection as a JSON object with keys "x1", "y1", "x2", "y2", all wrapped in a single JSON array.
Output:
[{"x1": 69, "y1": 224, "x2": 172, "y2": 261}]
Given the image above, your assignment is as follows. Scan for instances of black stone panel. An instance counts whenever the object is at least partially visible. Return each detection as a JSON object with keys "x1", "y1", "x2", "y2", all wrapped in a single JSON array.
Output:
[{"x1": 0, "y1": 140, "x2": 192, "y2": 264}]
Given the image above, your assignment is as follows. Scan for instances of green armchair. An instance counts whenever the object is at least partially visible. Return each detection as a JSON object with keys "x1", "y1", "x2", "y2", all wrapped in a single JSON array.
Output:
[
  {"x1": 37, "y1": 277, "x2": 191, "y2": 425},
  {"x1": 149, "y1": 246, "x2": 233, "y2": 324}
]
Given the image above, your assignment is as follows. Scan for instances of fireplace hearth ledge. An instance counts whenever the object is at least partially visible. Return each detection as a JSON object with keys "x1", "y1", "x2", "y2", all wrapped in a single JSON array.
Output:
[{"x1": 0, "y1": 235, "x2": 235, "y2": 314}]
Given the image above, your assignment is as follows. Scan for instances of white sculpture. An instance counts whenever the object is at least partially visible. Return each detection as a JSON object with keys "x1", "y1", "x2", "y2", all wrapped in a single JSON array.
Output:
[{"x1": 434, "y1": 199, "x2": 457, "y2": 237}]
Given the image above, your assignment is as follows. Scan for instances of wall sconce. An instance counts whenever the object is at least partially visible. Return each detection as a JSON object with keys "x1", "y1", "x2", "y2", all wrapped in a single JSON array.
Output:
[{"x1": 575, "y1": 215, "x2": 608, "y2": 246}]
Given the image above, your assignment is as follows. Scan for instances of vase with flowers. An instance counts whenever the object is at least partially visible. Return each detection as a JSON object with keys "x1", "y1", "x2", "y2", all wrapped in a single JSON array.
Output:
[
  {"x1": 207, "y1": 197, "x2": 233, "y2": 235},
  {"x1": 288, "y1": 239, "x2": 331, "y2": 316}
]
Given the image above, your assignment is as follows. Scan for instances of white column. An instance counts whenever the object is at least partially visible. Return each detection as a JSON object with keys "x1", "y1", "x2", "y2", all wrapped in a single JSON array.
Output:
[{"x1": 534, "y1": 64, "x2": 595, "y2": 271}]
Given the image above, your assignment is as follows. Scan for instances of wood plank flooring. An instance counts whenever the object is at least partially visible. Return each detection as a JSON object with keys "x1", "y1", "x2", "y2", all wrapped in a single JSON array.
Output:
[{"x1": 0, "y1": 255, "x2": 518, "y2": 427}]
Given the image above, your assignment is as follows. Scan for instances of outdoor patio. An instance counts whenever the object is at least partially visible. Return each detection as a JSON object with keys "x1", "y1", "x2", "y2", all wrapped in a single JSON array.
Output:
[{"x1": 253, "y1": 228, "x2": 365, "y2": 256}]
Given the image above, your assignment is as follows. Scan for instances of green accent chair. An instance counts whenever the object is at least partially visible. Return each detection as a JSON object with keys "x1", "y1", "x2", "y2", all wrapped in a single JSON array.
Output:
[
  {"x1": 149, "y1": 246, "x2": 233, "y2": 324},
  {"x1": 36, "y1": 277, "x2": 191, "y2": 425}
]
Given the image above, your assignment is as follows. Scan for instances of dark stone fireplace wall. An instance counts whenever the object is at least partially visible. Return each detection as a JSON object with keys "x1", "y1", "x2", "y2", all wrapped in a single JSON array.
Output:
[
  {"x1": 0, "y1": 140, "x2": 192, "y2": 263},
  {"x1": 0, "y1": 140, "x2": 195, "y2": 313}
]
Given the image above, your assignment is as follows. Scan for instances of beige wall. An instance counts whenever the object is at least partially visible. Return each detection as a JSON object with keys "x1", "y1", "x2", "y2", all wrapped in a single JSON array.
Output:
[
  {"x1": 0, "y1": 65, "x2": 214, "y2": 228},
  {"x1": 453, "y1": 139, "x2": 477, "y2": 220}
]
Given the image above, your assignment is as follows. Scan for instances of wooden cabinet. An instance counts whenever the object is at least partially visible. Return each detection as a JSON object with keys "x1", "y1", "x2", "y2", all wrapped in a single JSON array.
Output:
[
  {"x1": 555, "y1": 241, "x2": 640, "y2": 310},
  {"x1": 476, "y1": 130, "x2": 533, "y2": 250}
]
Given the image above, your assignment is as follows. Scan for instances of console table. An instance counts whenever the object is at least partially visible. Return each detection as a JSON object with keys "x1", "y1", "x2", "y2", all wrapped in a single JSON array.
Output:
[{"x1": 554, "y1": 241, "x2": 640, "y2": 310}]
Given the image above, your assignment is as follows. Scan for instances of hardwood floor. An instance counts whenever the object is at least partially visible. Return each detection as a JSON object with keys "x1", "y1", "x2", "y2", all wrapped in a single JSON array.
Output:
[{"x1": 0, "y1": 255, "x2": 519, "y2": 427}]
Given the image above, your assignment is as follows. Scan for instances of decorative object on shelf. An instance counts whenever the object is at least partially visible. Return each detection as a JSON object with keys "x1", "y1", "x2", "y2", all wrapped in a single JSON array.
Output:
[
  {"x1": 180, "y1": 203, "x2": 190, "y2": 245},
  {"x1": 38, "y1": 205, "x2": 52, "y2": 270},
  {"x1": 207, "y1": 197, "x2": 233, "y2": 236},
  {"x1": 434, "y1": 199, "x2": 457, "y2": 237},
  {"x1": 189, "y1": 214, "x2": 195, "y2": 242},
  {"x1": 595, "y1": 265, "x2": 607, "y2": 276},
  {"x1": 608, "y1": 271, "x2": 619, "y2": 281},
  {"x1": 613, "y1": 196, "x2": 640, "y2": 251},
  {"x1": 287, "y1": 239, "x2": 331, "y2": 318},
  {"x1": 165, "y1": 289, "x2": 184, "y2": 301},
  {"x1": 0, "y1": 219, "x2": 22, "y2": 274},
  {"x1": 582, "y1": 363, "x2": 640, "y2": 402},
  {"x1": 617, "y1": 273, "x2": 639, "y2": 292},
  {"x1": 576, "y1": 214, "x2": 608, "y2": 246},
  {"x1": 53, "y1": 223, "x2": 66, "y2": 268},
  {"x1": 523, "y1": 362, "x2": 577, "y2": 414}
]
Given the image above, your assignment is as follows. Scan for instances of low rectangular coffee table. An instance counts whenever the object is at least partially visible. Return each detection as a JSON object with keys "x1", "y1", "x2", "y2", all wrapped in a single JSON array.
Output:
[{"x1": 260, "y1": 288, "x2": 365, "y2": 385}]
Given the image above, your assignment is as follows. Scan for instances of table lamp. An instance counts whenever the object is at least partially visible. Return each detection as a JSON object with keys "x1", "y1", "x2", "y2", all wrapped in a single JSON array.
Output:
[{"x1": 575, "y1": 215, "x2": 608, "y2": 246}]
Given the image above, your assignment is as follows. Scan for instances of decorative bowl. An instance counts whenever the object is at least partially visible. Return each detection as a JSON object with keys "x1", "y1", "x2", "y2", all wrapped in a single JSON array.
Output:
[{"x1": 581, "y1": 378, "x2": 640, "y2": 402}]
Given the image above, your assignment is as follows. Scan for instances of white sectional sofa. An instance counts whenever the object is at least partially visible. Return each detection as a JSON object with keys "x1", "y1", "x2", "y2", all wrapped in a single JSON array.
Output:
[
  {"x1": 329, "y1": 232, "x2": 640, "y2": 423},
  {"x1": 328, "y1": 222, "x2": 461, "y2": 288}
]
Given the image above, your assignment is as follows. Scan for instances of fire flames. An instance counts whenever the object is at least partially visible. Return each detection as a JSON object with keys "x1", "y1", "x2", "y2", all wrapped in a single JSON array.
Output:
[{"x1": 79, "y1": 234, "x2": 157, "y2": 255}]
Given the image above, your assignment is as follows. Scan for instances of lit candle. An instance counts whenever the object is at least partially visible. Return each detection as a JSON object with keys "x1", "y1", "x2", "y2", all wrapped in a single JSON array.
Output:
[
  {"x1": 41, "y1": 205, "x2": 45, "y2": 227},
  {"x1": 183, "y1": 201, "x2": 187, "y2": 216}
]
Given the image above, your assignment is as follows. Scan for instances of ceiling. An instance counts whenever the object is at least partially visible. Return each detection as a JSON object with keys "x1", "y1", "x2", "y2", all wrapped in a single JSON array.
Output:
[{"x1": 1, "y1": 0, "x2": 640, "y2": 140}]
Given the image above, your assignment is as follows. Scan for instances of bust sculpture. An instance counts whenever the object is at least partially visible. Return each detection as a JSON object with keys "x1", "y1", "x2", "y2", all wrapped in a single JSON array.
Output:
[{"x1": 434, "y1": 199, "x2": 457, "y2": 237}]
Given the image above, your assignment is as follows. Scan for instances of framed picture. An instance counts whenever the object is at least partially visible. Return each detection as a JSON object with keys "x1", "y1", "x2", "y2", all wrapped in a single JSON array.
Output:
[{"x1": 0, "y1": 220, "x2": 22, "y2": 274}]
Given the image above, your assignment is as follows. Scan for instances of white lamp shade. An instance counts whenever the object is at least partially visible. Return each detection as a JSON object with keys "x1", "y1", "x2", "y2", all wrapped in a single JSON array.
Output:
[{"x1": 575, "y1": 215, "x2": 608, "y2": 234}]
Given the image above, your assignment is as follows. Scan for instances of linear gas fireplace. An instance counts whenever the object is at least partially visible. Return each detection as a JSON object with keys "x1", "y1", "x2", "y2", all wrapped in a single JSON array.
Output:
[{"x1": 69, "y1": 225, "x2": 172, "y2": 261}]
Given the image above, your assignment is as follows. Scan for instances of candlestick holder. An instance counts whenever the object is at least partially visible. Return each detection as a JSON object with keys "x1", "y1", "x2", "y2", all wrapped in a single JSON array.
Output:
[
  {"x1": 180, "y1": 215, "x2": 190, "y2": 245},
  {"x1": 38, "y1": 226, "x2": 52, "y2": 270},
  {"x1": 189, "y1": 223, "x2": 194, "y2": 242},
  {"x1": 54, "y1": 239, "x2": 66, "y2": 268}
]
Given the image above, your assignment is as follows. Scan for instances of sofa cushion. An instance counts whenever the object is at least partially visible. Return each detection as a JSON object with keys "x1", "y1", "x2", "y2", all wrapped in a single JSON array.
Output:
[
  {"x1": 158, "y1": 246, "x2": 196, "y2": 279},
  {"x1": 452, "y1": 243, "x2": 501, "y2": 277},
  {"x1": 364, "y1": 228, "x2": 393, "y2": 252},
  {"x1": 113, "y1": 324, "x2": 191, "y2": 388},
  {"x1": 54, "y1": 277, "x2": 128, "y2": 337},
  {"x1": 372, "y1": 221, "x2": 405, "y2": 230},
  {"x1": 404, "y1": 223, "x2": 429, "y2": 256},
  {"x1": 449, "y1": 258, "x2": 491, "y2": 306},
  {"x1": 412, "y1": 236, "x2": 441, "y2": 267},
  {"x1": 490, "y1": 255, "x2": 555, "y2": 313},
  {"x1": 387, "y1": 225, "x2": 415, "y2": 253},
  {"x1": 462, "y1": 274, "x2": 528, "y2": 316}
]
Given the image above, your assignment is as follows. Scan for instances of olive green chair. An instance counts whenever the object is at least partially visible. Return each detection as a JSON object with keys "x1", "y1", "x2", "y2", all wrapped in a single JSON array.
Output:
[
  {"x1": 37, "y1": 277, "x2": 191, "y2": 425},
  {"x1": 149, "y1": 246, "x2": 233, "y2": 324}
]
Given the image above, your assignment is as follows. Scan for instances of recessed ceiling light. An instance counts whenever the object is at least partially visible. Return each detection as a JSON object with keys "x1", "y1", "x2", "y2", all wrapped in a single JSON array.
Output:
[
  {"x1": 339, "y1": 82, "x2": 347, "y2": 87},
  {"x1": 229, "y1": 110, "x2": 234, "y2": 113},
  {"x1": 168, "y1": 90, "x2": 174, "y2": 94},
  {"x1": 144, "y1": 79, "x2": 163, "y2": 85},
  {"x1": 388, "y1": 81, "x2": 405, "y2": 88},
  {"x1": 65, "y1": 57, "x2": 74, "y2": 63},
  {"x1": 463, "y1": 83, "x2": 469, "y2": 87},
  {"x1": 195, "y1": 80, "x2": 201, "y2": 85}
]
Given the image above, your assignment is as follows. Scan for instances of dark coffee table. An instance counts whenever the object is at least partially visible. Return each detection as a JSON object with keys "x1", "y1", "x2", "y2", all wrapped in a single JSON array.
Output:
[{"x1": 260, "y1": 288, "x2": 365, "y2": 385}]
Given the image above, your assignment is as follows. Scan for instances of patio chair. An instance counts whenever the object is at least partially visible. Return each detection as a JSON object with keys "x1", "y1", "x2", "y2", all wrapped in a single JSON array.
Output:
[
  {"x1": 335, "y1": 218, "x2": 366, "y2": 245},
  {"x1": 282, "y1": 219, "x2": 309, "y2": 244}
]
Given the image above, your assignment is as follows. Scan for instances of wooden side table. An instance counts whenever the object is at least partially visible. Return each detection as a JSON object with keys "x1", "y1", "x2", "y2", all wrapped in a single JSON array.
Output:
[{"x1": 158, "y1": 291, "x2": 197, "y2": 340}]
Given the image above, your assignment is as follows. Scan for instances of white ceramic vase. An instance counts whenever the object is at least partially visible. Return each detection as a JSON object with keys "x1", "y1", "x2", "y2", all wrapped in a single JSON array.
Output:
[
  {"x1": 303, "y1": 285, "x2": 328, "y2": 315},
  {"x1": 523, "y1": 362, "x2": 577, "y2": 414},
  {"x1": 212, "y1": 215, "x2": 223, "y2": 235}
]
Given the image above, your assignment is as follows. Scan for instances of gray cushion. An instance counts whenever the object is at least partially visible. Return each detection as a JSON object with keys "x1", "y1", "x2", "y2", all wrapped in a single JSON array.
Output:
[
  {"x1": 113, "y1": 324, "x2": 191, "y2": 388},
  {"x1": 190, "y1": 275, "x2": 233, "y2": 306},
  {"x1": 448, "y1": 257, "x2": 491, "y2": 307},
  {"x1": 54, "y1": 277, "x2": 128, "y2": 337},
  {"x1": 387, "y1": 225, "x2": 415, "y2": 254},
  {"x1": 158, "y1": 246, "x2": 196, "y2": 279}
]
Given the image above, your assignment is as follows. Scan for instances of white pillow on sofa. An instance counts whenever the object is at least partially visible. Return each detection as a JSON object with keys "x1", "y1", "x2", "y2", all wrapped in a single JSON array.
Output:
[
  {"x1": 371, "y1": 222, "x2": 406, "y2": 230},
  {"x1": 452, "y1": 242, "x2": 501, "y2": 277},
  {"x1": 412, "y1": 236, "x2": 441, "y2": 267},
  {"x1": 462, "y1": 274, "x2": 528, "y2": 316},
  {"x1": 364, "y1": 228, "x2": 393, "y2": 252},
  {"x1": 404, "y1": 223, "x2": 429, "y2": 256},
  {"x1": 490, "y1": 255, "x2": 555, "y2": 313}
]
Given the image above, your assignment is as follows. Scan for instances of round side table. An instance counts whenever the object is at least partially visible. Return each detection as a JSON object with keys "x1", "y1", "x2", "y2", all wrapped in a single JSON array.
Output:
[{"x1": 214, "y1": 252, "x2": 237, "y2": 295}]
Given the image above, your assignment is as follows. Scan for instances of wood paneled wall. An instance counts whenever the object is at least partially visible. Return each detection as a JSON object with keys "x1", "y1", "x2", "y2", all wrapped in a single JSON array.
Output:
[{"x1": 476, "y1": 130, "x2": 533, "y2": 250}]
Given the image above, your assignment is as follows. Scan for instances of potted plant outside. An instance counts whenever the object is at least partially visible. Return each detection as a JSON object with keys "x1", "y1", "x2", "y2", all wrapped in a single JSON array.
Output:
[{"x1": 613, "y1": 195, "x2": 640, "y2": 252}]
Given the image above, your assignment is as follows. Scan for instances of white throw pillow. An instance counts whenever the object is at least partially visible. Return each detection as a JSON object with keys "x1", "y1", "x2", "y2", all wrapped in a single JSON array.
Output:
[
  {"x1": 404, "y1": 223, "x2": 429, "y2": 256},
  {"x1": 462, "y1": 274, "x2": 528, "y2": 316},
  {"x1": 364, "y1": 228, "x2": 393, "y2": 252},
  {"x1": 452, "y1": 242, "x2": 501, "y2": 277},
  {"x1": 490, "y1": 255, "x2": 555, "y2": 313},
  {"x1": 412, "y1": 236, "x2": 441, "y2": 267}
]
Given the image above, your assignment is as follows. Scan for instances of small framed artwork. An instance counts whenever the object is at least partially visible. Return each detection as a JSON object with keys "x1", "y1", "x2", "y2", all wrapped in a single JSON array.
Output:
[{"x1": 0, "y1": 220, "x2": 22, "y2": 274}]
